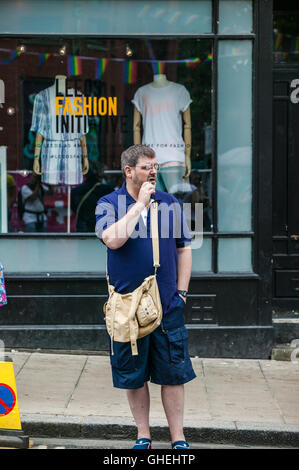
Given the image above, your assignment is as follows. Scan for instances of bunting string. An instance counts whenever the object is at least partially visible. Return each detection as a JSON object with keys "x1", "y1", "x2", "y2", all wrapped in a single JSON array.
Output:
[
  {"x1": 0, "y1": 47, "x2": 213, "y2": 83},
  {"x1": 4, "y1": 33, "x2": 299, "y2": 76}
]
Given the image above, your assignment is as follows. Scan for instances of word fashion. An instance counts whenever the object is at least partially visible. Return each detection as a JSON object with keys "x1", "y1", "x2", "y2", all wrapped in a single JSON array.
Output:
[{"x1": 55, "y1": 96, "x2": 118, "y2": 116}]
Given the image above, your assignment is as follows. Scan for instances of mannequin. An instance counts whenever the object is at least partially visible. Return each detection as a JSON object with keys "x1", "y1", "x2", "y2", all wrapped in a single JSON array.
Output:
[
  {"x1": 132, "y1": 74, "x2": 192, "y2": 193},
  {"x1": 151, "y1": 73, "x2": 169, "y2": 88},
  {"x1": 32, "y1": 75, "x2": 89, "y2": 184}
]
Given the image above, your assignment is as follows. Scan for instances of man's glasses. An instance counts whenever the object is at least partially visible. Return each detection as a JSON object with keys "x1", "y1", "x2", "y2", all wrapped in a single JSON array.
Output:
[{"x1": 134, "y1": 163, "x2": 160, "y2": 171}]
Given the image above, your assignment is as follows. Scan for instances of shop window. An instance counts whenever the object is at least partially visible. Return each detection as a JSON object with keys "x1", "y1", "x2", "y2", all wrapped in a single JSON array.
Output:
[
  {"x1": 0, "y1": 37, "x2": 212, "y2": 235},
  {"x1": 191, "y1": 237, "x2": 212, "y2": 273},
  {"x1": 0, "y1": 0, "x2": 256, "y2": 275},
  {"x1": 218, "y1": 238, "x2": 252, "y2": 272},
  {"x1": 0, "y1": 147, "x2": 8, "y2": 233},
  {"x1": 0, "y1": 237, "x2": 108, "y2": 273},
  {"x1": 217, "y1": 40, "x2": 253, "y2": 233},
  {"x1": 273, "y1": 2, "x2": 299, "y2": 64}
]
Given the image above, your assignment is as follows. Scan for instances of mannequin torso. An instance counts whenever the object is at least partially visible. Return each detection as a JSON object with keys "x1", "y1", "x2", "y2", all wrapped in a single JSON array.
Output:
[{"x1": 132, "y1": 75, "x2": 192, "y2": 178}]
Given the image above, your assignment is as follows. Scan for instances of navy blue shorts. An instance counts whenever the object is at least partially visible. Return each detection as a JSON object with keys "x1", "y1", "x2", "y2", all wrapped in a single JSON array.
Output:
[{"x1": 109, "y1": 295, "x2": 196, "y2": 389}]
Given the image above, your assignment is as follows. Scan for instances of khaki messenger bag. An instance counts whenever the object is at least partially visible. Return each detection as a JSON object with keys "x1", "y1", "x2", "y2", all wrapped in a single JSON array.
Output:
[{"x1": 104, "y1": 200, "x2": 162, "y2": 356}]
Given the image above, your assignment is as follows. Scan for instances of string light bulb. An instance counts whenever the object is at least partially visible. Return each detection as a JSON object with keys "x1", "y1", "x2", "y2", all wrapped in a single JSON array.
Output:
[
  {"x1": 17, "y1": 45, "x2": 26, "y2": 53},
  {"x1": 7, "y1": 107, "x2": 15, "y2": 115},
  {"x1": 59, "y1": 45, "x2": 66, "y2": 55},
  {"x1": 126, "y1": 44, "x2": 133, "y2": 57}
]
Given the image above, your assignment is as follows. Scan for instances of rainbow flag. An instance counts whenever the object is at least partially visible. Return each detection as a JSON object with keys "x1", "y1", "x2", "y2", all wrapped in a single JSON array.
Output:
[
  {"x1": 146, "y1": 40, "x2": 156, "y2": 61},
  {"x1": 274, "y1": 33, "x2": 283, "y2": 52},
  {"x1": 123, "y1": 60, "x2": 137, "y2": 84},
  {"x1": 39, "y1": 53, "x2": 51, "y2": 68},
  {"x1": 146, "y1": 40, "x2": 159, "y2": 75},
  {"x1": 0, "y1": 50, "x2": 21, "y2": 64},
  {"x1": 291, "y1": 36, "x2": 299, "y2": 53},
  {"x1": 96, "y1": 58, "x2": 109, "y2": 80},
  {"x1": 185, "y1": 57, "x2": 201, "y2": 68},
  {"x1": 68, "y1": 56, "x2": 82, "y2": 76},
  {"x1": 205, "y1": 53, "x2": 213, "y2": 62},
  {"x1": 152, "y1": 61, "x2": 165, "y2": 75}
]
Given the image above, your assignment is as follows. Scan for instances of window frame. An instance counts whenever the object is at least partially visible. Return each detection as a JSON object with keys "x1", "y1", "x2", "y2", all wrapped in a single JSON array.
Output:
[{"x1": 0, "y1": 0, "x2": 265, "y2": 279}]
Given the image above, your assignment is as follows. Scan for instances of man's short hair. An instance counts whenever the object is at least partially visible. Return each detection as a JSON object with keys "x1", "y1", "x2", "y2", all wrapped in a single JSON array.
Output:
[{"x1": 121, "y1": 145, "x2": 155, "y2": 175}]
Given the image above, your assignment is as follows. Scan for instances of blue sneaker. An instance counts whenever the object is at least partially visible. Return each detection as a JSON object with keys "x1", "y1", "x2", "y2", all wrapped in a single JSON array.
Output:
[
  {"x1": 132, "y1": 438, "x2": 152, "y2": 449},
  {"x1": 172, "y1": 440, "x2": 190, "y2": 449}
]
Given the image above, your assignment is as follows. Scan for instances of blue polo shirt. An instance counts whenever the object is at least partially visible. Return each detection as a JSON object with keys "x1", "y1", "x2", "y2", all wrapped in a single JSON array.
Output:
[{"x1": 95, "y1": 182, "x2": 191, "y2": 316}]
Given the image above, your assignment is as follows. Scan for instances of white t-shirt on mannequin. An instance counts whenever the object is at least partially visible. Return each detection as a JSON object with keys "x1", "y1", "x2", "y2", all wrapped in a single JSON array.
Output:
[{"x1": 132, "y1": 81, "x2": 192, "y2": 165}]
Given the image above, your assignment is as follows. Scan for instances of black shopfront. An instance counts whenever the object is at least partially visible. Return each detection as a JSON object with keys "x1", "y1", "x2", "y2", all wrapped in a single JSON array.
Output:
[{"x1": 1, "y1": 0, "x2": 294, "y2": 359}]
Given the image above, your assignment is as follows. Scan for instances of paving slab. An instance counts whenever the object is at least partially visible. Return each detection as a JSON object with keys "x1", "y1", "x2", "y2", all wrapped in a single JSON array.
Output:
[
  {"x1": 16, "y1": 353, "x2": 88, "y2": 414},
  {"x1": 201, "y1": 359, "x2": 284, "y2": 423}
]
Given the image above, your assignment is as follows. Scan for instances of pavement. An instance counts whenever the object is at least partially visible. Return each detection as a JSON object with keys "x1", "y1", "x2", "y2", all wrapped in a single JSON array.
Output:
[{"x1": 2, "y1": 351, "x2": 299, "y2": 448}]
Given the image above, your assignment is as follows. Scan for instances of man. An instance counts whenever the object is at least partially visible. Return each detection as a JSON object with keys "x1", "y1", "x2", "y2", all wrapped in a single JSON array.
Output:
[
  {"x1": 95, "y1": 144, "x2": 196, "y2": 450},
  {"x1": 19, "y1": 174, "x2": 47, "y2": 232}
]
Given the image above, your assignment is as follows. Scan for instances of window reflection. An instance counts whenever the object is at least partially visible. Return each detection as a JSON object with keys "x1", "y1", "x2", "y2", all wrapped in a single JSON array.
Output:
[
  {"x1": 217, "y1": 41, "x2": 252, "y2": 232},
  {"x1": 219, "y1": 0, "x2": 253, "y2": 35},
  {"x1": 273, "y1": 5, "x2": 299, "y2": 64},
  {"x1": 71, "y1": 162, "x2": 115, "y2": 233},
  {"x1": 0, "y1": 37, "x2": 212, "y2": 233}
]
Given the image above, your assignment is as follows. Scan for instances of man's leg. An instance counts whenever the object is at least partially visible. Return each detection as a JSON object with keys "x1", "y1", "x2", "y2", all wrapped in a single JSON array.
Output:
[
  {"x1": 126, "y1": 383, "x2": 151, "y2": 439},
  {"x1": 161, "y1": 384, "x2": 185, "y2": 443}
]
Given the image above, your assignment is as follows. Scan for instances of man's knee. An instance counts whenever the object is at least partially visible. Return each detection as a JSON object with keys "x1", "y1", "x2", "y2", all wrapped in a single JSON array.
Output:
[
  {"x1": 127, "y1": 383, "x2": 148, "y2": 394},
  {"x1": 161, "y1": 384, "x2": 184, "y2": 389}
]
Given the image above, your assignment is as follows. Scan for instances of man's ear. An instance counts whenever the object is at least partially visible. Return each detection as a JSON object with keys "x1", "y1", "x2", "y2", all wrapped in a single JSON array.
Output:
[{"x1": 124, "y1": 166, "x2": 132, "y2": 179}]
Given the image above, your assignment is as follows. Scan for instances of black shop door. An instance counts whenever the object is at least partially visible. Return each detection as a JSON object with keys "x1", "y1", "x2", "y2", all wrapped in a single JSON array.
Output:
[{"x1": 273, "y1": 67, "x2": 299, "y2": 312}]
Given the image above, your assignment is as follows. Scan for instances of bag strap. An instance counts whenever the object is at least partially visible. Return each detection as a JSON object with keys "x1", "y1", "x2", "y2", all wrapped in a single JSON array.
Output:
[{"x1": 150, "y1": 200, "x2": 160, "y2": 272}]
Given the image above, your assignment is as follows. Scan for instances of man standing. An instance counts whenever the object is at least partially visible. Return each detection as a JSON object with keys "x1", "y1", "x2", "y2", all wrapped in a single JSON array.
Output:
[{"x1": 96, "y1": 145, "x2": 196, "y2": 450}]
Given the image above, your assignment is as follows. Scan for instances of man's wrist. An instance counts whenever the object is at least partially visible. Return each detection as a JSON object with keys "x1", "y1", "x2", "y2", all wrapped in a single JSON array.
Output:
[
  {"x1": 134, "y1": 201, "x2": 145, "y2": 212},
  {"x1": 177, "y1": 289, "x2": 188, "y2": 298}
]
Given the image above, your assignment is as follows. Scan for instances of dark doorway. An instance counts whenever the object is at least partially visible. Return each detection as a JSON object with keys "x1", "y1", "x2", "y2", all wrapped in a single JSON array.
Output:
[{"x1": 272, "y1": 67, "x2": 299, "y2": 312}]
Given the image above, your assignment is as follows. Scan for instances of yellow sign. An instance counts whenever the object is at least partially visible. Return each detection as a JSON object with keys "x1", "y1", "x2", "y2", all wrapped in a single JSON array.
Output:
[{"x1": 0, "y1": 361, "x2": 22, "y2": 430}]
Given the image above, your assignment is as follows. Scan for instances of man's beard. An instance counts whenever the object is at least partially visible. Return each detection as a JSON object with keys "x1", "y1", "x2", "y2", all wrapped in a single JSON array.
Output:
[{"x1": 132, "y1": 174, "x2": 156, "y2": 188}]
